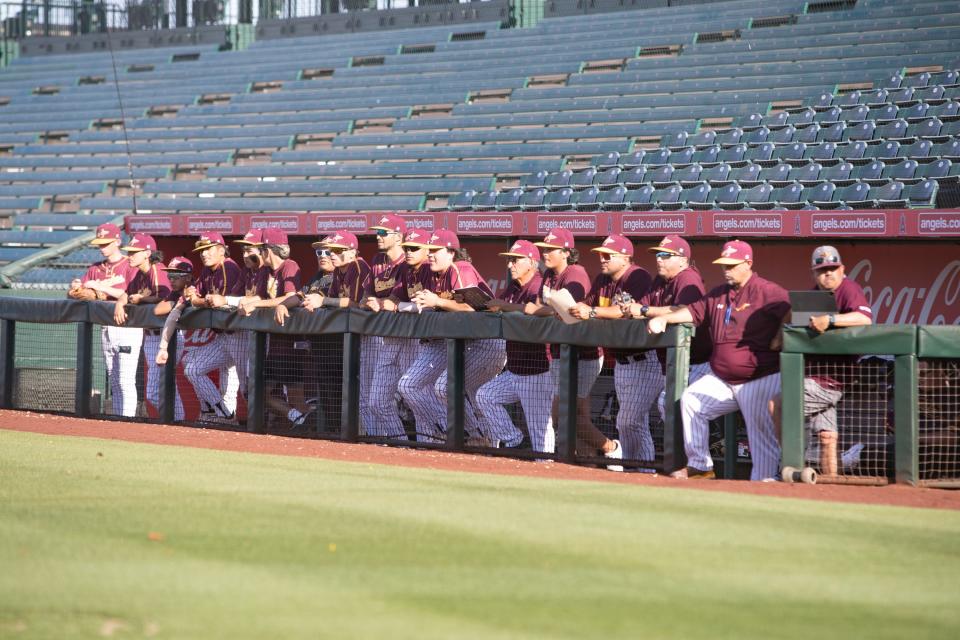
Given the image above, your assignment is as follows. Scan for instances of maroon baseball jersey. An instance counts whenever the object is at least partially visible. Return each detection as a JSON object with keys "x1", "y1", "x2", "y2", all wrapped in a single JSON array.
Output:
[
  {"x1": 266, "y1": 258, "x2": 301, "y2": 299},
  {"x1": 126, "y1": 263, "x2": 172, "y2": 301},
  {"x1": 641, "y1": 266, "x2": 712, "y2": 370},
  {"x1": 392, "y1": 262, "x2": 432, "y2": 303},
  {"x1": 80, "y1": 258, "x2": 137, "y2": 302},
  {"x1": 369, "y1": 252, "x2": 407, "y2": 299},
  {"x1": 585, "y1": 264, "x2": 653, "y2": 362},
  {"x1": 431, "y1": 261, "x2": 493, "y2": 299},
  {"x1": 688, "y1": 273, "x2": 791, "y2": 385},
  {"x1": 502, "y1": 272, "x2": 549, "y2": 375},
  {"x1": 329, "y1": 258, "x2": 372, "y2": 304},
  {"x1": 540, "y1": 264, "x2": 599, "y2": 361},
  {"x1": 244, "y1": 265, "x2": 270, "y2": 298},
  {"x1": 195, "y1": 259, "x2": 244, "y2": 298},
  {"x1": 808, "y1": 276, "x2": 873, "y2": 389}
]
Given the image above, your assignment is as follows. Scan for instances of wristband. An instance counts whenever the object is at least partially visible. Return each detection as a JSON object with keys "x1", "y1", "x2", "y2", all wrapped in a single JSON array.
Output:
[
  {"x1": 828, "y1": 314, "x2": 836, "y2": 328},
  {"x1": 225, "y1": 296, "x2": 241, "y2": 306}
]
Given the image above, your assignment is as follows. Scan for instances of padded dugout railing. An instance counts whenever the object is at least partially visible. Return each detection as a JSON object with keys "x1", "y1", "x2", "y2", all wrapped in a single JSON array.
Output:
[
  {"x1": 781, "y1": 324, "x2": 960, "y2": 487},
  {"x1": 0, "y1": 297, "x2": 693, "y2": 472}
]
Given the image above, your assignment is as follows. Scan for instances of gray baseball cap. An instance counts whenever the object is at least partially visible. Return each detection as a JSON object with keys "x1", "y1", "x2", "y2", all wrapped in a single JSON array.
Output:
[{"x1": 811, "y1": 245, "x2": 843, "y2": 270}]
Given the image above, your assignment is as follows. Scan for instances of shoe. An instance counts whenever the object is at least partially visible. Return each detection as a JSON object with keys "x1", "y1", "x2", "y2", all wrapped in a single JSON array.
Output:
[
  {"x1": 292, "y1": 408, "x2": 316, "y2": 429},
  {"x1": 841, "y1": 442, "x2": 864, "y2": 470},
  {"x1": 604, "y1": 440, "x2": 623, "y2": 472},
  {"x1": 465, "y1": 435, "x2": 496, "y2": 447},
  {"x1": 669, "y1": 466, "x2": 715, "y2": 480}
]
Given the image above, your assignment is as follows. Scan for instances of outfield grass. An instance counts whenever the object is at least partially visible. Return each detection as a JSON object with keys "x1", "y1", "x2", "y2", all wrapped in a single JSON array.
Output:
[{"x1": 1, "y1": 429, "x2": 958, "y2": 639}]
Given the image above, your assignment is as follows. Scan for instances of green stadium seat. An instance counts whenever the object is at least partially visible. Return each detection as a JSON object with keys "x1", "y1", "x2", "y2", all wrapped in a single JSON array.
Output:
[
  {"x1": 805, "y1": 141, "x2": 837, "y2": 160},
  {"x1": 543, "y1": 187, "x2": 574, "y2": 211},
  {"x1": 902, "y1": 179, "x2": 938, "y2": 206},
  {"x1": 593, "y1": 167, "x2": 622, "y2": 188},
  {"x1": 819, "y1": 162, "x2": 854, "y2": 183}
]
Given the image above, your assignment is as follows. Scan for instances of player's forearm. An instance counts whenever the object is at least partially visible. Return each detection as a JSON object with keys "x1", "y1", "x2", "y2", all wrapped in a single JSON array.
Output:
[
  {"x1": 644, "y1": 305, "x2": 684, "y2": 318},
  {"x1": 436, "y1": 298, "x2": 474, "y2": 312},
  {"x1": 834, "y1": 311, "x2": 872, "y2": 327},
  {"x1": 591, "y1": 305, "x2": 623, "y2": 320},
  {"x1": 660, "y1": 308, "x2": 694, "y2": 325}
]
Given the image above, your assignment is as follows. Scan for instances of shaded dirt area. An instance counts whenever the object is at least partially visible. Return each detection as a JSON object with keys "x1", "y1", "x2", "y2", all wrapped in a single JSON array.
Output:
[{"x1": 2, "y1": 409, "x2": 958, "y2": 511}]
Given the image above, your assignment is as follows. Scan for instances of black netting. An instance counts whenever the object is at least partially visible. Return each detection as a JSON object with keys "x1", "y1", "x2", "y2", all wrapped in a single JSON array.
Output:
[
  {"x1": 13, "y1": 322, "x2": 84, "y2": 413},
  {"x1": 918, "y1": 358, "x2": 960, "y2": 483},
  {"x1": 805, "y1": 356, "x2": 893, "y2": 482}
]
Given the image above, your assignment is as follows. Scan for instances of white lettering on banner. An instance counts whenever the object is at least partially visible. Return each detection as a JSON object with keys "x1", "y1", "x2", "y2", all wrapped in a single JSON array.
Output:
[
  {"x1": 537, "y1": 216, "x2": 597, "y2": 234},
  {"x1": 811, "y1": 214, "x2": 887, "y2": 234},
  {"x1": 621, "y1": 214, "x2": 685, "y2": 233},
  {"x1": 712, "y1": 214, "x2": 782, "y2": 234},
  {"x1": 316, "y1": 217, "x2": 366, "y2": 232},
  {"x1": 456, "y1": 216, "x2": 513, "y2": 233},
  {"x1": 403, "y1": 217, "x2": 436, "y2": 230},
  {"x1": 918, "y1": 213, "x2": 960, "y2": 234},
  {"x1": 187, "y1": 218, "x2": 233, "y2": 233},
  {"x1": 251, "y1": 217, "x2": 299, "y2": 231},
  {"x1": 849, "y1": 259, "x2": 960, "y2": 325},
  {"x1": 127, "y1": 218, "x2": 172, "y2": 233}
]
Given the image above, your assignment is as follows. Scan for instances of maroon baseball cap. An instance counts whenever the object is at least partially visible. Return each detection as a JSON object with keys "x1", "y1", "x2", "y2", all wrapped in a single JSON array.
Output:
[
  {"x1": 648, "y1": 235, "x2": 691, "y2": 257},
  {"x1": 591, "y1": 234, "x2": 634, "y2": 257},
  {"x1": 499, "y1": 240, "x2": 540, "y2": 261},
  {"x1": 260, "y1": 228, "x2": 289, "y2": 245},
  {"x1": 534, "y1": 227, "x2": 575, "y2": 250},
  {"x1": 426, "y1": 229, "x2": 460, "y2": 250},
  {"x1": 713, "y1": 240, "x2": 754, "y2": 265},
  {"x1": 370, "y1": 213, "x2": 407, "y2": 235},
  {"x1": 90, "y1": 223, "x2": 122, "y2": 246},
  {"x1": 811, "y1": 245, "x2": 843, "y2": 270},
  {"x1": 193, "y1": 232, "x2": 226, "y2": 252},
  {"x1": 313, "y1": 230, "x2": 358, "y2": 250},
  {"x1": 162, "y1": 256, "x2": 194, "y2": 274},
  {"x1": 121, "y1": 233, "x2": 157, "y2": 253},
  {"x1": 234, "y1": 228, "x2": 263, "y2": 246},
  {"x1": 400, "y1": 229, "x2": 431, "y2": 248}
]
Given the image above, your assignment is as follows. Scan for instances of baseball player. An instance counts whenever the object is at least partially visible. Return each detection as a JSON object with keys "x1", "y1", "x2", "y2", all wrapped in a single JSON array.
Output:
[
  {"x1": 277, "y1": 240, "x2": 340, "y2": 431},
  {"x1": 231, "y1": 228, "x2": 307, "y2": 428},
  {"x1": 621, "y1": 235, "x2": 714, "y2": 416},
  {"x1": 476, "y1": 240, "x2": 554, "y2": 452},
  {"x1": 67, "y1": 223, "x2": 140, "y2": 417},
  {"x1": 362, "y1": 230, "x2": 435, "y2": 439},
  {"x1": 112, "y1": 233, "x2": 171, "y2": 420},
  {"x1": 399, "y1": 229, "x2": 505, "y2": 443},
  {"x1": 570, "y1": 235, "x2": 656, "y2": 466},
  {"x1": 779, "y1": 245, "x2": 873, "y2": 476},
  {"x1": 648, "y1": 240, "x2": 791, "y2": 481},
  {"x1": 183, "y1": 231, "x2": 245, "y2": 422},
  {"x1": 153, "y1": 255, "x2": 194, "y2": 421},
  {"x1": 361, "y1": 215, "x2": 417, "y2": 439},
  {"x1": 527, "y1": 228, "x2": 621, "y2": 466}
]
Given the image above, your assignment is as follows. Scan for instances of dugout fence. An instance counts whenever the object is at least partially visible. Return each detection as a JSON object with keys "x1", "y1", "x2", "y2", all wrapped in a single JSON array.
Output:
[
  {"x1": 0, "y1": 297, "x2": 693, "y2": 472},
  {"x1": 781, "y1": 324, "x2": 960, "y2": 488}
]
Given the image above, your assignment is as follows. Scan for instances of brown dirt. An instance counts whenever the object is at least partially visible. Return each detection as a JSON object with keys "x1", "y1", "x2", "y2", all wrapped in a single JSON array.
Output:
[{"x1": 2, "y1": 409, "x2": 958, "y2": 511}]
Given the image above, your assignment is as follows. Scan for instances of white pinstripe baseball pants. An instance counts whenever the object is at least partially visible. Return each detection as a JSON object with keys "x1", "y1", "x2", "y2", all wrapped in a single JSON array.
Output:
[
  {"x1": 435, "y1": 338, "x2": 507, "y2": 439},
  {"x1": 367, "y1": 336, "x2": 416, "y2": 438},
  {"x1": 476, "y1": 370, "x2": 555, "y2": 452},
  {"x1": 142, "y1": 332, "x2": 185, "y2": 422},
  {"x1": 221, "y1": 331, "x2": 248, "y2": 415},
  {"x1": 102, "y1": 325, "x2": 143, "y2": 417},
  {"x1": 657, "y1": 361, "x2": 714, "y2": 418},
  {"x1": 681, "y1": 371, "x2": 782, "y2": 481},
  {"x1": 613, "y1": 351, "x2": 664, "y2": 462},
  {"x1": 183, "y1": 333, "x2": 238, "y2": 416},
  {"x1": 397, "y1": 340, "x2": 447, "y2": 442},
  {"x1": 549, "y1": 356, "x2": 603, "y2": 399}
]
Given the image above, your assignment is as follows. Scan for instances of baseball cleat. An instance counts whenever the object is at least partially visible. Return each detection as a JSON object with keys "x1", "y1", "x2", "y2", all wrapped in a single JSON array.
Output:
[
  {"x1": 604, "y1": 440, "x2": 623, "y2": 472},
  {"x1": 669, "y1": 466, "x2": 715, "y2": 480}
]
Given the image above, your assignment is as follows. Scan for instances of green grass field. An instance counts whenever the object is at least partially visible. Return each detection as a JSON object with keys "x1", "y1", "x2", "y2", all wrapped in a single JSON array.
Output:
[{"x1": 2, "y1": 429, "x2": 958, "y2": 639}]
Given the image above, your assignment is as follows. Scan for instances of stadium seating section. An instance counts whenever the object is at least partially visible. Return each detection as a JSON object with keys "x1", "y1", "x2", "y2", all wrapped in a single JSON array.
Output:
[{"x1": 1, "y1": 0, "x2": 959, "y2": 282}]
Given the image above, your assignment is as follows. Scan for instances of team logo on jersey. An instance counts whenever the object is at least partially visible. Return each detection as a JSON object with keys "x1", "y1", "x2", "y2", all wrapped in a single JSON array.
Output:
[
  {"x1": 735, "y1": 303, "x2": 751, "y2": 312},
  {"x1": 267, "y1": 275, "x2": 278, "y2": 300},
  {"x1": 138, "y1": 287, "x2": 153, "y2": 297}
]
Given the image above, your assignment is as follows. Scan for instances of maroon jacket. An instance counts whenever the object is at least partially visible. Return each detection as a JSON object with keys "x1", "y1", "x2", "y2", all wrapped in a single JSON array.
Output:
[
  {"x1": 688, "y1": 273, "x2": 791, "y2": 384},
  {"x1": 502, "y1": 273, "x2": 549, "y2": 375}
]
